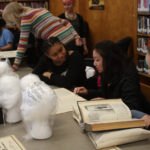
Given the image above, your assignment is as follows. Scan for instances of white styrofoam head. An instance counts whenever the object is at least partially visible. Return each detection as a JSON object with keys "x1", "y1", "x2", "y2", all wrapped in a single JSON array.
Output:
[
  {"x1": 0, "y1": 75, "x2": 21, "y2": 109},
  {"x1": 21, "y1": 74, "x2": 41, "y2": 91}
]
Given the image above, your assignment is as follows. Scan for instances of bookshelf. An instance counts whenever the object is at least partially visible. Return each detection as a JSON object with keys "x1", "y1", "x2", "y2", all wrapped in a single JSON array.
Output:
[
  {"x1": 0, "y1": 0, "x2": 49, "y2": 10},
  {"x1": 137, "y1": 0, "x2": 150, "y2": 77}
]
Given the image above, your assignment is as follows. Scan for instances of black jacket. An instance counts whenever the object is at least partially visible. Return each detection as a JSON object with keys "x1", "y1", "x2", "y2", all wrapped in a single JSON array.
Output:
[
  {"x1": 84, "y1": 62, "x2": 150, "y2": 114},
  {"x1": 33, "y1": 51, "x2": 86, "y2": 89},
  {"x1": 59, "y1": 13, "x2": 89, "y2": 38}
]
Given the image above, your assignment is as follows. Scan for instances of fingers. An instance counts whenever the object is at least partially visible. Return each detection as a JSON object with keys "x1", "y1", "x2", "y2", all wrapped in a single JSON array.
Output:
[
  {"x1": 91, "y1": 97, "x2": 104, "y2": 101},
  {"x1": 74, "y1": 87, "x2": 84, "y2": 94},
  {"x1": 141, "y1": 115, "x2": 150, "y2": 128}
]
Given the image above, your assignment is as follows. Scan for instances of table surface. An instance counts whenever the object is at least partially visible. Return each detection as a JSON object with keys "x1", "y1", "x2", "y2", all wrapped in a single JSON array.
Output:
[
  {"x1": 0, "y1": 112, "x2": 150, "y2": 150},
  {"x1": 0, "y1": 66, "x2": 150, "y2": 150}
]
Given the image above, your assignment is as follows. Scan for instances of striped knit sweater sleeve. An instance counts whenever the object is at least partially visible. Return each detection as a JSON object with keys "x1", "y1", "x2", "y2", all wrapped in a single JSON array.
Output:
[{"x1": 12, "y1": 9, "x2": 78, "y2": 71}]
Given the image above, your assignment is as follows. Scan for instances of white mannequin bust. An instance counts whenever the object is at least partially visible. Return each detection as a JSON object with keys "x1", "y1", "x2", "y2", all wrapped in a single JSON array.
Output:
[
  {"x1": 0, "y1": 75, "x2": 22, "y2": 123},
  {"x1": 0, "y1": 60, "x2": 22, "y2": 123},
  {"x1": 21, "y1": 74, "x2": 57, "y2": 139}
]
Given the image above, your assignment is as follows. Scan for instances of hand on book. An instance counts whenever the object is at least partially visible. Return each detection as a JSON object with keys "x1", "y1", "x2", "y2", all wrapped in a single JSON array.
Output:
[
  {"x1": 91, "y1": 97, "x2": 104, "y2": 101},
  {"x1": 74, "y1": 86, "x2": 88, "y2": 95},
  {"x1": 141, "y1": 115, "x2": 150, "y2": 128}
]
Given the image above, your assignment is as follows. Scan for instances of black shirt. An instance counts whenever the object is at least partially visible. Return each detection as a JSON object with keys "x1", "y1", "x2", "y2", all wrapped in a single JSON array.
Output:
[
  {"x1": 33, "y1": 51, "x2": 86, "y2": 89},
  {"x1": 84, "y1": 61, "x2": 150, "y2": 114}
]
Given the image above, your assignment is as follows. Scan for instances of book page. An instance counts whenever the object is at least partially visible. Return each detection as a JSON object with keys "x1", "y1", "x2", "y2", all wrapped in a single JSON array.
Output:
[
  {"x1": 0, "y1": 50, "x2": 16, "y2": 58},
  {"x1": 54, "y1": 88, "x2": 86, "y2": 114},
  {"x1": 78, "y1": 99, "x2": 131, "y2": 123},
  {"x1": 0, "y1": 135, "x2": 26, "y2": 150}
]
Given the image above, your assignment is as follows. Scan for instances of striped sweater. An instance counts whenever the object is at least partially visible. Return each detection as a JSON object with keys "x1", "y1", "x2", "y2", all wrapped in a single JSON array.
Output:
[{"x1": 13, "y1": 8, "x2": 78, "y2": 70}]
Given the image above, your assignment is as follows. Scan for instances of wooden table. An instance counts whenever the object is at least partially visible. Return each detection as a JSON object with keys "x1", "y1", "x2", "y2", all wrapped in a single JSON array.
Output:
[{"x1": 0, "y1": 112, "x2": 150, "y2": 150}]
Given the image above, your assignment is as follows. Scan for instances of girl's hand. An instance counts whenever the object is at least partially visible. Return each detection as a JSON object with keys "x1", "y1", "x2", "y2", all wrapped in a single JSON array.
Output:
[
  {"x1": 74, "y1": 86, "x2": 88, "y2": 95},
  {"x1": 43, "y1": 72, "x2": 52, "y2": 79},
  {"x1": 91, "y1": 97, "x2": 104, "y2": 101},
  {"x1": 141, "y1": 115, "x2": 150, "y2": 128},
  {"x1": 75, "y1": 37, "x2": 83, "y2": 46}
]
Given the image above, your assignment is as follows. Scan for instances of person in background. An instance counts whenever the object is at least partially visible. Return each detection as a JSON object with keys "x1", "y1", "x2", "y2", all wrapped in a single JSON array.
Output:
[
  {"x1": 59, "y1": 0, "x2": 89, "y2": 55},
  {"x1": 146, "y1": 47, "x2": 150, "y2": 71},
  {"x1": 33, "y1": 37, "x2": 86, "y2": 89},
  {"x1": 0, "y1": 18, "x2": 14, "y2": 51},
  {"x1": 74, "y1": 40, "x2": 150, "y2": 128},
  {"x1": 2, "y1": 2, "x2": 83, "y2": 71}
]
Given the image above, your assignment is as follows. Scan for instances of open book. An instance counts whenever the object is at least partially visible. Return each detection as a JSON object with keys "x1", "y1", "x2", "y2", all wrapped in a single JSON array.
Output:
[
  {"x1": 0, "y1": 135, "x2": 26, "y2": 150},
  {"x1": 73, "y1": 99, "x2": 145, "y2": 131}
]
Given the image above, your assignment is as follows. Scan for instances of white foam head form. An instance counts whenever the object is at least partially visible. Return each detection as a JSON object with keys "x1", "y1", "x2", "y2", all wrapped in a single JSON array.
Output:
[
  {"x1": 0, "y1": 64, "x2": 22, "y2": 123},
  {"x1": 21, "y1": 74, "x2": 57, "y2": 140},
  {"x1": 0, "y1": 59, "x2": 18, "y2": 77}
]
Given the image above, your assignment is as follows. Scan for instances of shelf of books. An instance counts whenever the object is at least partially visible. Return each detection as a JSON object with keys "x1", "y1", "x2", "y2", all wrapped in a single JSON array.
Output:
[
  {"x1": 0, "y1": 0, "x2": 49, "y2": 11},
  {"x1": 137, "y1": 0, "x2": 150, "y2": 75}
]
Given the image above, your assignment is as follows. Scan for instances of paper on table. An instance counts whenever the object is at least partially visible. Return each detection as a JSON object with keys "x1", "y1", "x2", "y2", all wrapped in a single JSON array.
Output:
[
  {"x1": 54, "y1": 88, "x2": 86, "y2": 114},
  {"x1": 0, "y1": 50, "x2": 16, "y2": 58},
  {"x1": 0, "y1": 135, "x2": 26, "y2": 150}
]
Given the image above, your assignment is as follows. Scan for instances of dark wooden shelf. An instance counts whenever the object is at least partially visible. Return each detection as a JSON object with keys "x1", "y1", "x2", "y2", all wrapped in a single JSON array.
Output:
[
  {"x1": 139, "y1": 72, "x2": 150, "y2": 78},
  {"x1": 137, "y1": 52, "x2": 146, "y2": 56},
  {"x1": 137, "y1": 33, "x2": 150, "y2": 37},
  {"x1": 138, "y1": 12, "x2": 150, "y2": 15}
]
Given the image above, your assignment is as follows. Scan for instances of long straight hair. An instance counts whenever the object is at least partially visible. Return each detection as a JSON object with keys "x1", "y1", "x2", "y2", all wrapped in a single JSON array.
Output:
[{"x1": 93, "y1": 40, "x2": 130, "y2": 84}]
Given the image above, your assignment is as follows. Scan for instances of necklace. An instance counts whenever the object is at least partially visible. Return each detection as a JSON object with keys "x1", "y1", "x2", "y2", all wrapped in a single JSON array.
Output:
[{"x1": 65, "y1": 12, "x2": 77, "y2": 20}]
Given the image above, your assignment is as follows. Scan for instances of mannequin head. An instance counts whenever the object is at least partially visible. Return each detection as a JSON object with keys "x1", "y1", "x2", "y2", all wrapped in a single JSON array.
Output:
[
  {"x1": 0, "y1": 75, "x2": 22, "y2": 123},
  {"x1": 21, "y1": 74, "x2": 57, "y2": 139},
  {"x1": 0, "y1": 60, "x2": 22, "y2": 123},
  {"x1": 0, "y1": 60, "x2": 10, "y2": 76}
]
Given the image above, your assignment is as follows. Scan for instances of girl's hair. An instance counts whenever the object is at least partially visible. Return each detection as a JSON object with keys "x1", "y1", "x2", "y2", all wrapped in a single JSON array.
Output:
[
  {"x1": 93, "y1": 40, "x2": 130, "y2": 84},
  {"x1": 2, "y1": 2, "x2": 25, "y2": 28},
  {"x1": 42, "y1": 37, "x2": 62, "y2": 54},
  {"x1": 62, "y1": 0, "x2": 75, "y2": 4},
  {"x1": 0, "y1": 18, "x2": 6, "y2": 35}
]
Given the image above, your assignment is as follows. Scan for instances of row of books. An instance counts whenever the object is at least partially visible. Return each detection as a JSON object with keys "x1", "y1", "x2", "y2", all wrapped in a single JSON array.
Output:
[
  {"x1": 137, "y1": 56, "x2": 149, "y2": 73},
  {"x1": 138, "y1": 16, "x2": 150, "y2": 34},
  {"x1": 19, "y1": 2, "x2": 48, "y2": 9},
  {"x1": 0, "y1": 1, "x2": 48, "y2": 10},
  {"x1": 137, "y1": 37, "x2": 150, "y2": 53},
  {"x1": 0, "y1": 0, "x2": 12, "y2": 2},
  {"x1": 138, "y1": 0, "x2": 150, "y2": 13}
]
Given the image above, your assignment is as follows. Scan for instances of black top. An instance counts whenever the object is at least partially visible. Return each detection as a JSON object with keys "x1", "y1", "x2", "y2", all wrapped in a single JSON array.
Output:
[
  {"x1": 83, "y1": 61, "x2": 150, "y2": 114},
  {"x1": 0, "y1": 108, "x2": 3, "y2": 124},
  {"x1": 59, "y1": 13, "x2": 89, "y2": 38},
  {"x1": 33, "y1": 51, "x2": 86, "y2": 89}
]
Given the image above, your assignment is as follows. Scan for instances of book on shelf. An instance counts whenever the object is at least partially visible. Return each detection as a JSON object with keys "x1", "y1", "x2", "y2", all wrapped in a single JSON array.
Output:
[
  {"x1": 138, "y1": 0, "x2": 150, "y2": 13},
  {"x1": 0, "y1": 135, "x2": 26, "y2": 150},
  {"x1": 73, "y1": 99, "x2": 145, "y2": 132}
]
